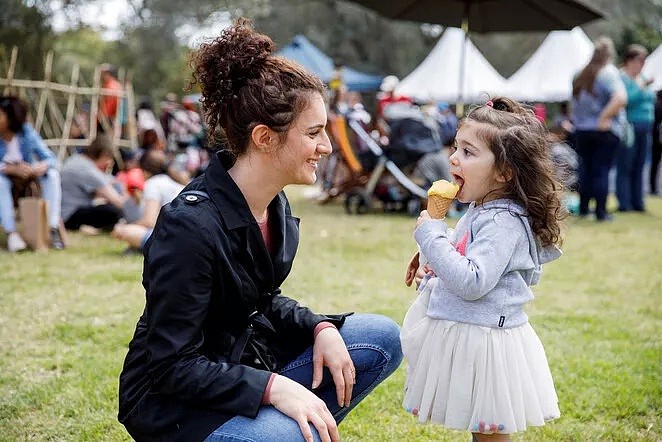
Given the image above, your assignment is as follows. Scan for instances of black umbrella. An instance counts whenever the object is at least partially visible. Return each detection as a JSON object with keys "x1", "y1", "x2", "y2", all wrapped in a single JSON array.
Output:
[
  {"x1": 344, "y1": 0, "x2": 604, "y2": 111},
  {"x1": 343, "y1": 0, "x2": 604, "y2": 33}
]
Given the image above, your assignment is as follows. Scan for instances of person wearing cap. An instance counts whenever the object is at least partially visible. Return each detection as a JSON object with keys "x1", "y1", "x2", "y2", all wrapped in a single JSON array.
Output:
[
  {"x1": 99, "y1": 63, "x2": 123, "y2": 132},
  {"x1": 376, "y1": 75, "x2": 412, "y2": 119}
]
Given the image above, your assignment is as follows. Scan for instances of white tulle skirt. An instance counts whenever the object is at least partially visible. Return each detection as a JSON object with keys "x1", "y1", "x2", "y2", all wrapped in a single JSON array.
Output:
[{"x1": 401, "y1": 277, "x2": 560, "y2": 435}]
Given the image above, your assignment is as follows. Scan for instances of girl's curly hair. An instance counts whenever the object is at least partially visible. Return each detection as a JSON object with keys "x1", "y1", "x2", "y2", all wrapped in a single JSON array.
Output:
[
  {"x1": 189, "y1": 18, "x2": 324, "y2": 156},
  {"x1": 463, "y1": 97, "x2": 568, "y2": 247}
]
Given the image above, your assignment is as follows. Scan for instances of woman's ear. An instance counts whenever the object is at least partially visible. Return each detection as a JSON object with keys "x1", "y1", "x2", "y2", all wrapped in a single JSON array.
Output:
[{"x1": 251, "y1": 124, "x2": 277, "y2": 153}]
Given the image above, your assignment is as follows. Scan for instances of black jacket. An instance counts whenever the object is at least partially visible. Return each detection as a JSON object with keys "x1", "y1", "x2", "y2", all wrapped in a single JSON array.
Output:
[{"x1": 118, "y1": 151, "x2": 348, "y2": 441}]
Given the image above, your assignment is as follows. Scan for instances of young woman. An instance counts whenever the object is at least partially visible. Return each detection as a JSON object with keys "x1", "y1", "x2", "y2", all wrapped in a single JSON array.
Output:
[{"x1": 118, "y1": 20, "x2": 402, "y2": 442}]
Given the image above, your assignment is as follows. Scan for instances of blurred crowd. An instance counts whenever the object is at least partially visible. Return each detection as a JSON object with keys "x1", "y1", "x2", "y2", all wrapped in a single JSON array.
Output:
[{"x1": 1, "y1": 38, "x2": 660, "y2": 253}]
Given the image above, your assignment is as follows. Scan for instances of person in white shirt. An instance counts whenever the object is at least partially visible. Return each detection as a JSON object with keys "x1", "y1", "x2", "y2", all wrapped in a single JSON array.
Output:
[{"x1": 112, "y1": 149, "x2": 184, "y2": 251}]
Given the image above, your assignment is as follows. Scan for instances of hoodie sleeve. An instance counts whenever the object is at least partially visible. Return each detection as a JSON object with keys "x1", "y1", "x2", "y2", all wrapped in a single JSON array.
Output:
[{"x1": 415, "y1": 211, "x2": 526, "y2": 301}]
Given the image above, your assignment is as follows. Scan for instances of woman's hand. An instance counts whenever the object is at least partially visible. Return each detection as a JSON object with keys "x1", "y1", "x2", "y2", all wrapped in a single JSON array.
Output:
[
  {"x1": 597, "y1": 116, "x2": 611, "y2": 131},
  {"x1": 269, "y1": 375, "x2": 339, "y2": 442},
  {"x1": 416, "y1": 210, "x2": 432, "y2": 228},
  {"x1": 3, "y1": 162, "x2": 32, "y2": 179},
  {"x1": 313, "y1": 327, "x2": 354, "y2": 408},
  {"x1": 30, "y1": 161, "x2": 49, "y2": 178}
]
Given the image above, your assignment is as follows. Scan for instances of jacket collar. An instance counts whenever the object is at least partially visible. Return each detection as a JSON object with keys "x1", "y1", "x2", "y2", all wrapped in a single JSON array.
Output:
[
  {"x1": 203, "y1": 150, "x2": 300, "y2": 290},
  {"x1": 203, "y1": 151, "x2": 253, "y2": 230}
]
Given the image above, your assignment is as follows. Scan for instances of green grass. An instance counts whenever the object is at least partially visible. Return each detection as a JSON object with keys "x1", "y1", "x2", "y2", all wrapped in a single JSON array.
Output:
[{"x1": 1, "y1": 190, "x2": 661, "y2": 441}]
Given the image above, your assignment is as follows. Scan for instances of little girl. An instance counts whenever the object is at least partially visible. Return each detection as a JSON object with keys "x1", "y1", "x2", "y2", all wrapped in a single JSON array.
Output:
[{"x1": 401, "y1": 97, "x2": 567, "y2": 441}]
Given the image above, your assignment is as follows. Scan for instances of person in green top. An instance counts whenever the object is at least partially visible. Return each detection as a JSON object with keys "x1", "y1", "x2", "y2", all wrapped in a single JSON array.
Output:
[{"x1": 617, "y1": 44, "x2": 656, "y2": 212}]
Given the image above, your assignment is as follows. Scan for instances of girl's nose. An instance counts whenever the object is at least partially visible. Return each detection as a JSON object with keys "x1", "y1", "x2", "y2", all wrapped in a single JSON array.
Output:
[{"x1": 449, "y1": 151, "x2": 460, "y2": 165}]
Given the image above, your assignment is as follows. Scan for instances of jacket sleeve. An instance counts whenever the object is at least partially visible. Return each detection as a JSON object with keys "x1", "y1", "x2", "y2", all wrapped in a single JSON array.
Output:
[
  {"x1": 415, "y1": 212, "x2": 524, "y2": 301},
  {"x1": 23, "y1": 123, "x2": 58, "y2": 169},
  {"x1": 142, "y1": 204, "x2": 271, "y2": 418},
  {"x1": 266, "y1": 291, "x2": 348, "y2": 341}
]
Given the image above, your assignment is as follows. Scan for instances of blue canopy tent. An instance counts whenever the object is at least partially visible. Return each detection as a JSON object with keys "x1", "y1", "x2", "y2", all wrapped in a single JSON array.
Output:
[{"x1": 277, "y1": 35, "x2": 383, "y2": 92}]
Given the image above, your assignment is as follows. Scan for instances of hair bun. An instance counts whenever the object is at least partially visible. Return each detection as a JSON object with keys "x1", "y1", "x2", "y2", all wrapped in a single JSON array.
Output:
[{"x1": 192, "y1": 18, "x2": 275, "y2": 106}]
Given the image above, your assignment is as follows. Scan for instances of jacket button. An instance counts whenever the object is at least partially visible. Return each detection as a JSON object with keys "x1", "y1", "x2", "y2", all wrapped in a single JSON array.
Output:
[{"x1": 185, "y1": 195, "x2": 198, "y2": 202}]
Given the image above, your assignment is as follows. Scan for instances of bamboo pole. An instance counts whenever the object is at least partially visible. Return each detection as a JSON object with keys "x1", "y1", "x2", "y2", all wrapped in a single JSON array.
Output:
[
  {"x1": 47, "y1": 92, "x2": 65, "y2": 134},
  {"x1": 59, "y1": 64, "x2": 80, "y2": 161},
  {"x1": 35, "y1": 51, "x2": 53, "y2": 133},
  {"x1": 125, "y1": 76, "x2": 138, "y2": 149},
  {"x1": 0, "y1": 78, "x2": 127, "y2": 97},
  {"x1": 89, "y1": 65, "x2": 100, "y2": 141},
  {"x1": 3, "y1": 46, "x2": 17, "y2": 95}
]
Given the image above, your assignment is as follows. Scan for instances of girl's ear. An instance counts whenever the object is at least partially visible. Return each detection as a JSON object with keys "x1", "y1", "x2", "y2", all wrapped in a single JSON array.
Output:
[
  {"x1": 495, "y1": 166, "x2": 513, "y2": 183},
  {"x1": 251, "y1": 124, "x2": 277, "y2": 153}
]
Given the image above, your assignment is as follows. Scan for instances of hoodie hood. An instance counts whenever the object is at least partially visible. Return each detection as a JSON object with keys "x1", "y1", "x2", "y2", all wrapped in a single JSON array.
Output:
[{"x1": 476, "y1": 199, "x2": 562, "y2": 285}]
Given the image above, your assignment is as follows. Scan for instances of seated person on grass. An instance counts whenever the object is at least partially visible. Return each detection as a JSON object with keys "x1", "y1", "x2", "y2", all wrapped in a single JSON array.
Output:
[
  {"x1": 60, "y1": 135, "x2": 129, "y2": 232},
  {"x1": 0, "y1": 96, "x2": 64, "y2": 252},
  {"x1": 112, "y1": 149, "x2": 184, "y2": 251}
]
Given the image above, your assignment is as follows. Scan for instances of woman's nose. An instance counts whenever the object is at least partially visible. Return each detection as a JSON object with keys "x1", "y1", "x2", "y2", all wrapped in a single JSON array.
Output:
[{"x1": 319, "y1": 132, "x2": 333, "y2": 156}]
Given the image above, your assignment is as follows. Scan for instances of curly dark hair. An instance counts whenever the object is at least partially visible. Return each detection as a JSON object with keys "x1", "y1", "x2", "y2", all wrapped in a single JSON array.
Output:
[
  {"x1": 0, "y1": 96, "x2": 28, "y2": 134},
  {"x1": 189, "y1": 19, "x2": 324, "y2": 157},
  {"x1": 463, "y1": 97, "x2": 567, "y2": 247}
]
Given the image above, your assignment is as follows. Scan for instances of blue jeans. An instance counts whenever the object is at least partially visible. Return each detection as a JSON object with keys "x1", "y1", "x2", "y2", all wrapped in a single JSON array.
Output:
[
  {"x1": 205, "y1": 313, "x2": 403, "y2": 442},
  {"x1": 575, "y1": 130, "x2": 620, "y2": 219},
  {"x1": 616, "y1": 121, "x2": 652, "y2": 211},
  {"x1": 0, "y1": 168, "x2": 62, "y2": 232}
]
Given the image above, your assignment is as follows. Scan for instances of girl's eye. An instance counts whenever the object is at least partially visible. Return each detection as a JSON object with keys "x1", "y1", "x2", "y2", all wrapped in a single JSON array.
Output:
[
  {"x1": 463, "y1": 148, "x2": 473, "y2": 156},
  {"x1": 309, "y1": 131, "x2": 320, "y2": 138}
]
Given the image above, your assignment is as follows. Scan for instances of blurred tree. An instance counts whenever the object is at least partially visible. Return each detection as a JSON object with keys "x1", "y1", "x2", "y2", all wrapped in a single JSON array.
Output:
[{"x1": 0, "y1": 0, "x2": 54, "y2": 79}]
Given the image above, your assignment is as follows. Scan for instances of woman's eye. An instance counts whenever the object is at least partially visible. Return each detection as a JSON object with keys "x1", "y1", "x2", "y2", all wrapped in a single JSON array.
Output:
[{"x1": 463, "y1": 148, "x2": 472, "y2": 156}]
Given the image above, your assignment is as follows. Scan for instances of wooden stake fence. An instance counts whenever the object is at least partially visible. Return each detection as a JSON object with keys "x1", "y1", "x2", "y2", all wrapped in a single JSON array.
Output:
[{"x1": 0, "y1": 47, "x2": 138, "y2": 164}]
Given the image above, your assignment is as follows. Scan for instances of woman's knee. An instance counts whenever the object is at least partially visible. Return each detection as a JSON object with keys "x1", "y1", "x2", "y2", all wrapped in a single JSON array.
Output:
[{"x1": 342, "y1": 314, "x2": 403, "y2": 372}]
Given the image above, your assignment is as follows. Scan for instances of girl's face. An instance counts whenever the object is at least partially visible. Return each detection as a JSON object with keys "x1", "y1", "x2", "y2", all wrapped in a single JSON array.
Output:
[
  {"x1": 274, "y1": 93, "x2": 332, "y2": 186},
  {"x1": 449, "y1": 121, "x2": 507, "y2": 204}
]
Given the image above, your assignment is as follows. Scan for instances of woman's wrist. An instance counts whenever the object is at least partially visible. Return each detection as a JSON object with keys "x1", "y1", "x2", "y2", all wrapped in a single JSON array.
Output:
[
  {"x1": 261, "y1": 373, "x2": 277, "y2": 405},
  {"x1": 314, "y1": 321, "x2": 337, "y2": 339}
]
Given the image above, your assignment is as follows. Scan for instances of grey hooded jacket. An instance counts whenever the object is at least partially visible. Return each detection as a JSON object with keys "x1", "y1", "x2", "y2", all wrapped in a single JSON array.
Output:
[{"x1": 415, "y1": 199, "x2": 561, "y2": 329}]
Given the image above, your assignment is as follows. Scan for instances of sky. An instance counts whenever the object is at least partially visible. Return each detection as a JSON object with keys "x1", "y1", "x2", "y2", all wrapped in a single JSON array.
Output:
[{"x1": 50, "y1": 0, "x2": 230, "y2": 46}]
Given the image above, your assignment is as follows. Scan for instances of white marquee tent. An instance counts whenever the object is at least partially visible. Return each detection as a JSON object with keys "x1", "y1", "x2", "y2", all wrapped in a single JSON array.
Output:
[
  {"x1": 395, "y1": 27, "x2": 508, "y2": 103},
  {"x1": 506, "y1": 27, "x2": 594, "y2": 102},
  {"x1": 643, "y1": 44, "x2": 662, "y2": 92}
]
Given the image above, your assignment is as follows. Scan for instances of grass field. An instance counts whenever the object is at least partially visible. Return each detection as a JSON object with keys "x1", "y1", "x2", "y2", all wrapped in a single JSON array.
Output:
[{"x1": 0, "y1": 189, "x2": 660, "y2": 441}]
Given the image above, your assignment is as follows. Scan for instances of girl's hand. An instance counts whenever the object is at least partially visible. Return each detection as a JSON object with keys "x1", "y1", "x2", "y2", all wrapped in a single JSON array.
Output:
[
  {"x1": 416, "y1": 210, "x2": 432, "y2": 228},
  {"x1": 313, "y1": 327, "x2": 354, "y2": 408},
  {"x1": 268, "y1": 375, "x2": 339, "y2": 442},
  {"x1": 414, "y1": 264, "x2": 436, "y2": 287}
]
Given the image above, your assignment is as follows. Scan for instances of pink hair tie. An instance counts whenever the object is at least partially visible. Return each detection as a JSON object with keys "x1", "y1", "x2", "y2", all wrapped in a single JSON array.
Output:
[{"x1": 485, "y1": 100, "x2": 494, "y2": 108}]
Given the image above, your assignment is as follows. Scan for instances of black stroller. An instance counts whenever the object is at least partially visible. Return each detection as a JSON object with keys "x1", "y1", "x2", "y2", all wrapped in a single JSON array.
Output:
[{"x1": 340, "y1": 104, "x2": 445, "y2": 215}]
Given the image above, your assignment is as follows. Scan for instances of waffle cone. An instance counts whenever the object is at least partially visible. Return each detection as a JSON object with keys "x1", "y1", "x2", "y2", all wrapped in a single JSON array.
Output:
[{"x1": 427, "y1": 196, "x2": 454, "y2": 219}]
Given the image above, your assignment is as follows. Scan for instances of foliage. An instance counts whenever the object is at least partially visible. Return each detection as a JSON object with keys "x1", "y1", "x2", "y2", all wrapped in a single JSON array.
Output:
[
  {"x1": 0, "y1": 0, "x2": 54, "y2": 78},
  {"x1": 0, "y1": 191, "x2": 661, "y2": 440}
]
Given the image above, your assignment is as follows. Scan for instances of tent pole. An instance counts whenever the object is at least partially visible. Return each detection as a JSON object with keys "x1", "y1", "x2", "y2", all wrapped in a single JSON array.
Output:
[{"x1": 457, "y1": 2, "x2": 470, "y2": 117}]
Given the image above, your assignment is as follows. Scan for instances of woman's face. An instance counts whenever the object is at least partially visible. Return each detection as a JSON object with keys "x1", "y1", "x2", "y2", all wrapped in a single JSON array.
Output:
[
  {"x1": 628, "y1": 55, "x2": 646, "y2": 75},
  {"x1": 0, "y1": 109, "x2": 9, "y2": 135},
  {"x1": 273, "y1": 93, "x2": 332, "y2": 186}
]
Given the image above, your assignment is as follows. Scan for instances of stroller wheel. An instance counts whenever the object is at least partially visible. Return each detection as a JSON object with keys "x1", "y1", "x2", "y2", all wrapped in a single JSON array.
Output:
[{"x1": 344, "y1": 188, "x2": 372, "y2": 215}]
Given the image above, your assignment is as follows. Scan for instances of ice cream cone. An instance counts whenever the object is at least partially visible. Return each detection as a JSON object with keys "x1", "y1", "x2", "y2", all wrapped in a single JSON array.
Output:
[
  {"x1": 426, "y1": 179, "x2": 459, "y2": 219},
  {"x1": 427, "y1": 196, "x2": 454, "y2": 219}
]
